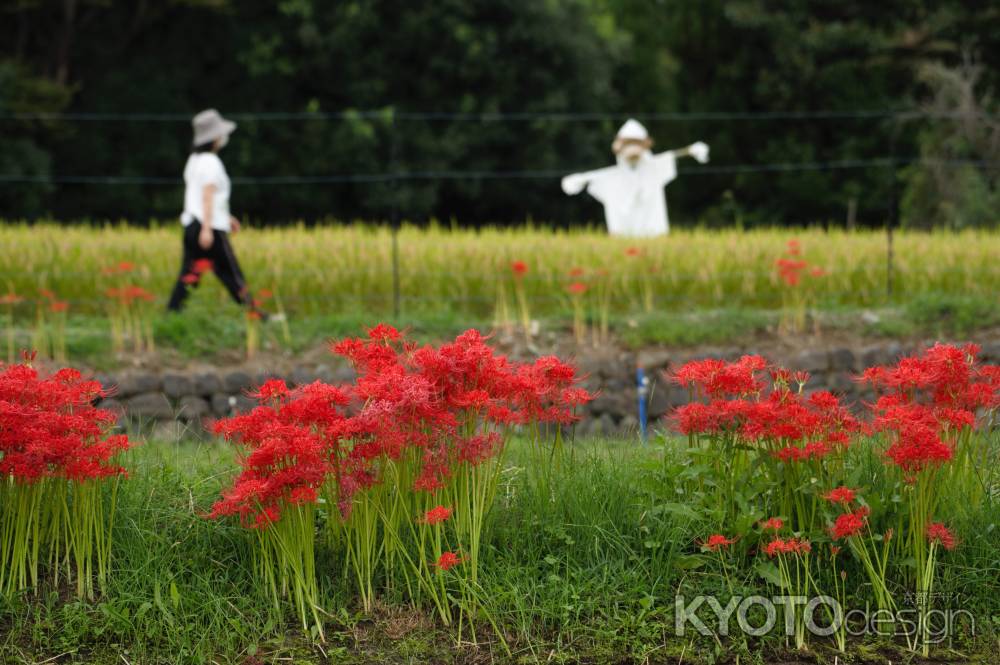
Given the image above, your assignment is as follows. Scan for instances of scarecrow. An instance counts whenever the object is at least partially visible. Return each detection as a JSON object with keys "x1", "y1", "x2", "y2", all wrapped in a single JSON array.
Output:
[{"x1": 561, "y1": 118, "x2": 709, "y2": 236}]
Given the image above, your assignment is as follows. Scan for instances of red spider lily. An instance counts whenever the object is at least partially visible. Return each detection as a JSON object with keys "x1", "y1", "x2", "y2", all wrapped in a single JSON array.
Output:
[
  {"x1": 624, "y1": 247, "x2": 642, "y2": 257},
  {"x1": 776, "y1": 258, "x2": 808, "y2": 286},
  {"x1": 101, "y1": 261, "x2": 136, "y2": 275},
  {"x1": 670, "y1": 359, "x2": 859, "y2": 454},
  {"x1": 830, "y1": 507, "x2": 870, "y2": 540},
  {"x1": 0, "y1": 292, "x2": 23, "y2": 306},
  {"x1": 810, "y1": 267, "x2": 827, "y2": 278},
  {"x1": 0, "y1": 363, "x2": 132, "y2": 481},
  {"x1": 786, "y1": 239, "x2": 801, "y2": 256},
  {"x1": 125, "y1": 285, "x2": 155, "y2": 302},
  {"x1": 703, "y1": 534, "x2": 736, "y2": 552},
  {"x1": 568, "y1": 267, "x2": 585, "y2": 277},
  {"x1": 38, "y1": 289, "x2": 55, "y2": 300},
  {"x1": 510, "y1": 261, "x2": 528, "y2": 277},
  {"x1": 760, "y1": 517, "x2": 784, "y2": 532},
  {"x1": 861, "y1": 343, "x2": 998, "y2": 412},
  {"x1": 671, "y1": 355, "x2": 768, "y2": 398},
  {"x1": 434, "y1": 551, "x2": 464, "y2": 572},
  {"x1": 926, "y1": 522, "x2": 957, "y2": 551},
  {"x1": 256, "y1": 288, "x2": 274, "y2": 300},
  {"x1": 192, "y1": 259, "x2": 214, "y2": 274},
  {"x1": 48, "y1": 300, "x2": 69, "y2": 313},
  {"x1": 566, "y1": 281, "x2": 588, "y2": 295},
  {"x1": 421, "y1": 505, "x2": 453, "y2": 525},
  {"x1": 764, "y1": 537, "x2": 811, "y2": 557},
  {"x1": 181, "y1": 273, "x2": 199, "y2": 285},
  {"x1": 219, "y1": 326, "x2": 592, "y2": 523},
  {"x1": 823, "y1": 486, "x2": 857, "y2": 505}
]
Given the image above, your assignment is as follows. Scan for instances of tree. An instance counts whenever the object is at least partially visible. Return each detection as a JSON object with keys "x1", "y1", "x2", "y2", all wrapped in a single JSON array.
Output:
[{"x1": 901, "y1": 55, "x2": 1000, "y2": 228}]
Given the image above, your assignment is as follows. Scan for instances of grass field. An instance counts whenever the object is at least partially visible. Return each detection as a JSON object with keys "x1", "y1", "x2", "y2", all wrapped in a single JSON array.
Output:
[
  {"x1": 1, "y1": 435, "x2": 997, "y2": 665},
  {"x1": 2, "y1": 223, "x2": 999, "y2": 365}
]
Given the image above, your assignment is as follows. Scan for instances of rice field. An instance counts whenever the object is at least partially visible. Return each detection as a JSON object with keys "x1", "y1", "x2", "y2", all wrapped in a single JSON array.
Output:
[{"x1": 1, "y1": 223, "x2": 998, "y2": 320}]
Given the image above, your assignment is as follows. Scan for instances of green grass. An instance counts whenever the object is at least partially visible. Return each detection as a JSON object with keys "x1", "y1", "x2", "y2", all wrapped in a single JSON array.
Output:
[
  {"x1": 2, "y1": 435, "x2": 998, "y2": 664},
  {"x1": 11, "y1": 292, "x2": 994, "y2": 370}
]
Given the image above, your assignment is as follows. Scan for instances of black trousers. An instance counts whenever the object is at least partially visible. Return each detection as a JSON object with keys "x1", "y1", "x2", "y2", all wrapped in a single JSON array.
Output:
[{"x1": 167, "y1": 220, "x2": 252, "y2": 312}]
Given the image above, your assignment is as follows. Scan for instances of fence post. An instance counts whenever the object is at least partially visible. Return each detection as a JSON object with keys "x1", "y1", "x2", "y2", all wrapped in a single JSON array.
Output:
[
  {"x1": 886, "y1": 125, "x2": 896, "y2": 299},
  {"x1": 390, "y1": 112, "x2": 401, "y2": 320}
]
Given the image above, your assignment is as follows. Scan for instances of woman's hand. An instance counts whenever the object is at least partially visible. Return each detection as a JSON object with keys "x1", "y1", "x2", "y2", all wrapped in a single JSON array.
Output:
[
  {"x1": 198, "y1": 225, "x2": 214, "y2": 250},
  {"x1": 230, "y1": 216, "x2": 242, "y2": 234}
]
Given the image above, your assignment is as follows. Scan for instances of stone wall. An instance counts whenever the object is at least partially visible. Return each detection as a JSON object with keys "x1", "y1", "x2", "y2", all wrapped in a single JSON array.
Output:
[{"x1": 93, "y1": 340, "x2": 1000, "y2": 439}]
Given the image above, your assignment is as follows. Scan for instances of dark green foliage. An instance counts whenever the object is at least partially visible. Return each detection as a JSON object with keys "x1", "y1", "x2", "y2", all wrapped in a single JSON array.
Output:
[{"x1": 1, "y1": 1, "x2": 997, "y2": 227}]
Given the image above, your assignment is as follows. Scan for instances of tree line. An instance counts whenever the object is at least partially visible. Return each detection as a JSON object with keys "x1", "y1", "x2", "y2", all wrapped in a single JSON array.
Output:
[{"x1": 1, "y1": 0, "x2": 996, "y2": 228}]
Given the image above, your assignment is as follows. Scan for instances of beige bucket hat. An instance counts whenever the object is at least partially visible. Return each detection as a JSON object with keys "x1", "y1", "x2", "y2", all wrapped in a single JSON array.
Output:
[{"x1": 192, "y1": 109, "x2": 237, "y2": 147}]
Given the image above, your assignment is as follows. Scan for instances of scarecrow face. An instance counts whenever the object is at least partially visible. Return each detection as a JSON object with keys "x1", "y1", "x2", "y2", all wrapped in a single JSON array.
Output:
[{"x1": 615, "y1": 138, "x2": 652, "y2": 167}]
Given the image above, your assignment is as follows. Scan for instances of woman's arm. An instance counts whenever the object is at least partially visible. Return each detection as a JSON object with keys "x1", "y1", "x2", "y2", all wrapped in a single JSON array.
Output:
[{"x1": 199, "y1": 184, "x2": 216, "y2": 249}]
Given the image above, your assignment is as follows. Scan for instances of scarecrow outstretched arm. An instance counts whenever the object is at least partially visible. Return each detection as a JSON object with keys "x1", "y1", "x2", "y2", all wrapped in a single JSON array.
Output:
[
  {"x1": 561, "y1": 165, "x2": 617, "y2": 195},
  {"x1": 663, "y1": 141, "x2": 710, "y2": 163}
]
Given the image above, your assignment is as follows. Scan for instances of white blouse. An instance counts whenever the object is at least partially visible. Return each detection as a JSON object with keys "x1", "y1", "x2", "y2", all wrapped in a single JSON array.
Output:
[{"x1": 181, "y1": 152, "x2": 232, "y2": 232}]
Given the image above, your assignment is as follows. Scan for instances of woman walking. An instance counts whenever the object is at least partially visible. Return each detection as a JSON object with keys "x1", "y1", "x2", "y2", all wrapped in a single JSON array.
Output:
[{"x1": 167, "y1": 109, "x2": 263, "y2": 316}]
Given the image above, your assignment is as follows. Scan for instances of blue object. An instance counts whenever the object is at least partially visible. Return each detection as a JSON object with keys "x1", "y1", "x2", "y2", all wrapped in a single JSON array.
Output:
[{"x1": 637, "y1": 366, "x2": 649, "y2": 442}]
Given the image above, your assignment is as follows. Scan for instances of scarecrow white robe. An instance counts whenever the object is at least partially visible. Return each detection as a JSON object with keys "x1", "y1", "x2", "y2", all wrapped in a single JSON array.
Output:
[{"x1": 562, "y1": 150, "x2": 680, "y2": 237}]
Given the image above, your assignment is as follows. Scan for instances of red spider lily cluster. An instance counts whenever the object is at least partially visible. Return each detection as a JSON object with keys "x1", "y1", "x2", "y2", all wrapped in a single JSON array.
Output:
[
  {"x1": 702, "y1": 534, "x2": 736, "y2": 552},
  {"x1": 763, "y1": 536, "x2": 812, "y2": 557},
  {"x1": 775, "y1": 239, "x2": 825, "y2": 334},
  {"x1": 671, "y1": 355, "x2": 860, "y2": 466},
  {"x1": 775, "y1": 238, "x2": 826, "y2": 287},
  {"x1": 105, "y1": 285, "x2": 155, "y2": 306},
  {"x1": 215, "y1": 325, "x2": 591, "y2": 526},
  {"x1": 862, "y1": 343, "x2": 999, "y2": 476},
  {"x1": 673, "y1": 343, "x2": 998, "y2": 655},
  {"x1": 0, "y1": 363, "x2": 130, "y2": 481},
  {"x1": 0, "y1": 359, "x2": 134, "y2": 598},
  {"x1": 101, "y1": 262, "x2": 157, "y2": 354},
  {"x1": 211, "y1": 325, "x2": 592, "y2": 632}
]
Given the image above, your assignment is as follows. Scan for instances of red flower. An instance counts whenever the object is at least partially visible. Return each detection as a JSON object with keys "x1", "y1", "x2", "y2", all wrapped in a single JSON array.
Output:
[
  {"x1": 823, "y1": 486, "x2": 857, "y2": 505},
  {"x1": 830, "y1": 507, "x2": 870, "y2": 540},
  {"x1": 624, "y1": 247, "x2": 642, "y2": 257},
  {"x1": 568, "y1": 267, "x2": 585, "y2": 277},
  {"x1": 926, "y1": 522, "x2": 956, "y2": 551},
  {"x1": 703, "y1": 534, "x2": 735, "y2": 552},
  {"x1": 672, "y1": 355, "x2": 767, "y2": 398},
  {"x1": 0, "y1": 362, "x2": 133, "y2": 482},
  {"x1": 510, "y1": 261, "x2": 528, "y2": 276},
  {"x1": 0, "y1": 292, "x2": 23, "y2": 306},
  {"x1": 566, "y1": 281, "x2": 588, "y2": 295},
  {"x1": 181, "y1": 273, "x2": 199, "y2": 285},
  {"x1": 760, "y1": 517, "x2": 784, "y2": 532},
  {"x1": 421, "y1": 505, "x2": 453, "y2": 525},
  {"x1": 48, "y1": 300, "x2": 69, "y2": 313},
  {"x1": 434, "y1": 551, "x2": 464, "y2": 572},
  {"x1": 192, "y1": 259, "x2": 214, "y2": 274},
  {"x1": 763, "y1": 537, "x2": 810, "y2": 557}
]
